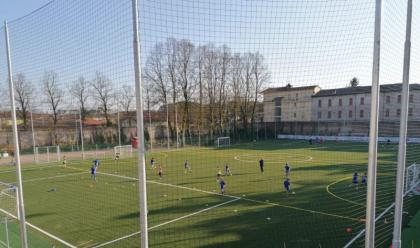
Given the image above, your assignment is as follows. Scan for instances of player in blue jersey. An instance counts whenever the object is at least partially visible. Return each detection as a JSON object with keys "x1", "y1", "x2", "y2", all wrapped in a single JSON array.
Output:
[
  {"x1": 361, "y1": 173, "x2": 367, "y2": 186},
  {"x1": 283, "y1": 178, "x2": 292, "y2": 194},
  {"x1": 93, "y1": 159, "x2": 100, "y2": 168},
  {"x1": 91, "y1": 165, "x2": 97, "y2": 181},
  {"x1": 284, "y1": 162, "x2": 291, "y2": 177},
  {"x1": 219, "y1": 178, "x2": 226, "y2": 195},
  {"x1": 352, "y1": 172, "x2": 359, "y2": 189}
]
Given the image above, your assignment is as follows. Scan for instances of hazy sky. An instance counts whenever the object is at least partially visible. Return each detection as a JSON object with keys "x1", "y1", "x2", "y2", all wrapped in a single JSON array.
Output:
[{"x1": 0, "y1": 0, "x2": 419, "y2": 111}]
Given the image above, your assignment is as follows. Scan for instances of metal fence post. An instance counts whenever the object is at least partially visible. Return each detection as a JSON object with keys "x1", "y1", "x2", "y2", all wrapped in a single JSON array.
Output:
[
  {"x1": 393, "y1": 0, "x2": 413, "y2": 247},
  {"x1": 131, "y1": 0, "x2": 149, "y2": 247},
  {"x1": 4, "y1": 20, "x2": 29, "y2": 248},
  {"x1": 365, "y1": 0, "x2": 382, "y2": 247}
]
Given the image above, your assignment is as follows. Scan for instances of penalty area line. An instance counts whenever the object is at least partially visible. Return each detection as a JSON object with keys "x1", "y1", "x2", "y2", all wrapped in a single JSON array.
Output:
[{"x1": 91, "y1": 198, "x2": 240, "y2": 248}]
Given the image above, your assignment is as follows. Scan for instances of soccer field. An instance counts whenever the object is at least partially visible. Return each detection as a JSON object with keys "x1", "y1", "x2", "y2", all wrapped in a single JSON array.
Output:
[{"x1": 0, "y1": 140, "x2": 419, "y2": 248}]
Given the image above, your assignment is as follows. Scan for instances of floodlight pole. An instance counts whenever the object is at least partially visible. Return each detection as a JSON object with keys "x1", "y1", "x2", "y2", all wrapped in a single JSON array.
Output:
[
  {"x1": 117, "y1": 101, "x2": 121, "y2": 147},
  {"x1": 79, "y1": 109, "x2": 85, "y2": 160},
  {"x1": 365, "y1": 0, "x2": 382, "y2": 247},
  {"x1": 392, "y1": 0, "x2": 412, "y2": 247},
  {"x1": 166, "y1": 102, "x2": 170, "y2": 149},
  {"x1": 4, "y1": 20, "x2": 29, "y2": 248},
  {"x1": 131, "y1": 1, "x2": 149, "y2": 247}
]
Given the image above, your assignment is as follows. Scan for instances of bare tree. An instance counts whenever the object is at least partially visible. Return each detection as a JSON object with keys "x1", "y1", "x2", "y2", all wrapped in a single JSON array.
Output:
[
  {"x1": 91, "y1": 71, "x2": 114, "y2": 126},
  {"x1": 119, "y1": 85, "x2": 135, "y2": 113},
  {"x1": 70, "y1": 76, "x2": 89, "y2": 122},
  {"x1": 177, "y1": 39, "x2": 195, "y2": 146},
  {"x1": 166, "y1": 38, "x2": 180, "y2": 146},
  {"x1": 43, "y1": 71, "x2": 63, "y2": 144},
  {"x1": 250, "y1": 52, "x2": 269, "y2": 133},
  {"x1": 14, "y1": 73, "x2": 33, "y2": 130}
]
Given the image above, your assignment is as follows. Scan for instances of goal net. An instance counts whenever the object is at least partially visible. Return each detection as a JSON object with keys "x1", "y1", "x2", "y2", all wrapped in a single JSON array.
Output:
[
  {"x1": 0, "y1": 182, "x2": 17, "y2": 248},
  {"x1": 215, "y1": 137, "x2": 231, "y2": 148},
  {"x1": 34, "y1": 146, "x2": 61, "y2": 164},
  {"x1": 405, "y1": 163, "x2": 420, "y2": 195},
  {"x1": 114, "y1": 145, "x2": 133, "y2": 158}
]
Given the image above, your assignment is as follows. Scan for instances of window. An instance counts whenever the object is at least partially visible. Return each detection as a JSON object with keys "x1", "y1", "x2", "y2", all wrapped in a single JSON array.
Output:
[
  {"x1": 294, "y1": 113, "x2": 296, "y2": 118},
  {"x1": 349, "y1": 110, "x2": 353, "y2": 118},
  {"x1": 317, "y1": 112, "x2": 322, "y2": 119},
  {"x1": 410, "y1": 94, "x2": 414, "y2": 103},
  {"x1": 295, "y1": 93, "x2": 298, "y2": 100},
  {"x1": 338, "y1": 111, "x2": 342, "y2": 119},
  {"x1": 294, "y1": 102, "x2": 297, "y2": 107},
  {"x1": 328, "y1": 99, "x2": 332, "y2": 107},
  {"x1": 349, "y1": 98, "x2": 353, "y2": 106},
  {"x1": 360, "y1": 110, "x2": 364, "y2": 118},
  {"x1": 409, "y1": 108, "x2": 413, "y2": 117},
  {"x1": 386, "y1": 95, "x2": 391, "y2": 103},
  {"x1": 328, "y1": 111, "x2": 332, "y2": 119},
  {"x1": 360, "y1": 97, "x2": 364, "y2": 105},
  {"x1": 339, "y1": 98, "x2": 342, "y2": 106},
  {"x1": 397, "y1": 109, "x2": 401, "y2": 117},
  {"x1": 398, "y1": 95, "x2": 401, "y2": 103},
  {"x1": 385, "y1": 109, "x2": 390, "y2": 117},
  {"x1": 318, "y1": 100, "x2": 322, "y2": 107}
]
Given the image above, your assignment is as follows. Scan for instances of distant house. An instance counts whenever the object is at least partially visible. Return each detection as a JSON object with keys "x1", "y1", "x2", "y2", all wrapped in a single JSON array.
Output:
[
  {"x1": 312, "y1": 83, "x2": 420, "y2": 122},
  {"x1": 262, "y1": 85, "x2": 320, "y2": 122}
]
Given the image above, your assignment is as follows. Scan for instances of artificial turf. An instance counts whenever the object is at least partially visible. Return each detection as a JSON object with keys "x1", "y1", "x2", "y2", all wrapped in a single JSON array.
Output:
[{"x1": 0, "y1": 140, "x2": 419, "y2": 248}]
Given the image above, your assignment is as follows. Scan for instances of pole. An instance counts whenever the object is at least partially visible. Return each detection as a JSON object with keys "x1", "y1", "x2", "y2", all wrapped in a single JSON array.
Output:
[
  {"x1": 148, "y1": 105, "x2": 152, "y2": 151},
  {"x1": 131, "y1": 1, "x2": 149, "y2": 247},
  {"x1": 4, "y1": 20, "x2": 29, "y2": 248},
  {"x1": 393, "y1": 0, "x2": 412, "y2": 247},
  {"x1": 166, "y1": 102, "x2": 170, "y2": 149},
  {"x1": 117, "y1": 106, "x2": 121, "y2": 147},
  {"x1": 365, "y1": 0, "x2": 382, "y2": 247},
  {"x1": 79, "y1": 109, "x2": 85, "y2": 160},
  {"x1": 30, "y1": 108, "x2": 36, "y2": 162}
]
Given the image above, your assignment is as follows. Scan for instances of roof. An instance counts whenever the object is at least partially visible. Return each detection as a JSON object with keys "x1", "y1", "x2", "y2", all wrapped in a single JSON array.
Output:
[
  {"x1": 312, "y1": 83, "x2": 420, "y2": 98},
  {"x1": 261, "y1": 85, "x2": 319, "y2": 94}
]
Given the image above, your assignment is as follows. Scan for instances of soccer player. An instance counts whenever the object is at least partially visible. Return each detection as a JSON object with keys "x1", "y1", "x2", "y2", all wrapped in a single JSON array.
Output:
[
  {"x1": 283, "y1": 178, "x2": 292, "y2": 194},
  {"x1": 158, "y1": 165, "x2": 163, "y2": 179},
  {"x1": 114, "y1": 152, "x2": 120, "y2": 161},
  {"x1": 184, "y1": 160, "x2": 191, "y2": 173},
  {"x1": 93, "y1": 159, "x2": 100, "y2": 168},
  {"x1": 259, "y1": 159, "x2": 264, "y2": 173},
  {"x1": 219, "y1": 177, "x2": 226, "y2": 195},
  {"x1": 352, "y1": 172, "x2": 359, "y2": 189},
  {"x1": 224, "y1": 164, "x2": 232, "y2": 176},
  {"x1": 150, "y1": 158, "x2": 156, "y2": 169},
  {"x1": 284, "y1": 162, "x2": 291, "y2": 177},
  {"x1": 91, "y1": 165, "x2": 97, "y2": 181},
  {"x1": 62, "y1": 156, "x2": 67, "y2": 167},
  {"x1": 361, "y1": 173, "x2": 367, "y2": 186}
]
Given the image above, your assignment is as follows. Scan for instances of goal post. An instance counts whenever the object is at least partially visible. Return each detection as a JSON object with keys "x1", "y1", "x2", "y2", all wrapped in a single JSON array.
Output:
[
  {"x1": 114, "y1": 145, "x2": 133, "y2": 158},
  {"x1": 216, "y1": 137, "x2": 231, "y2": 148},
  {"x1": 405, "y1": 163, "x2": 420, "y2": 195},
  {"x1": 34, "y1": 146, "x2": 61, "y2": 164}
]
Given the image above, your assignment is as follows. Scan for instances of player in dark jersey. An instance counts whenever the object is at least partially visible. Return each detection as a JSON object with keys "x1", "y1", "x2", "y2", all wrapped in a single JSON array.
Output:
[
  {"x1": 219, "y1": 178, "x2": 226, "y2": 195},
  {"x1": 259, "y1": 159, "x2": 264, "y2": 173},
  {"x1": 284, "y1": 163, "x2": 291, "y2": 177}
]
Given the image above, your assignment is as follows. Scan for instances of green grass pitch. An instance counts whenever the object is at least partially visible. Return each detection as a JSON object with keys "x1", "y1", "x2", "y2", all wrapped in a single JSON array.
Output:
[{"x1": 0, "y1": 140, "x2": 419, "y2": 248}]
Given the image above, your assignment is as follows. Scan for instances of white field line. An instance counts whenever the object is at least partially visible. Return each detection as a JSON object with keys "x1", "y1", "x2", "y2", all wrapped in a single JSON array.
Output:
[
  {"x1": 92, "y1": 198, "x2": 240, "y2": 248},
  {"x1": 0, "y1": 208, "x2": 76, "y2": 248}
]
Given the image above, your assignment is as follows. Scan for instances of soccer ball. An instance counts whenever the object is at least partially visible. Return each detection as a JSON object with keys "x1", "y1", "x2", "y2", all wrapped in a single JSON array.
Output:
[{"x1": 292, "y1": 191, "x2": 296, "y2": 194}]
